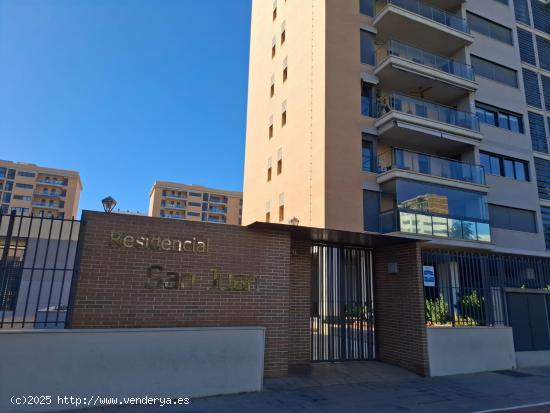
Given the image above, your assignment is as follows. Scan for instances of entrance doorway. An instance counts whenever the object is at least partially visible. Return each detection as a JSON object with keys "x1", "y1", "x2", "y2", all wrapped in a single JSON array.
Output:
[{"x1": 310, "y1": 244, "x2": 375, "y2": 362}]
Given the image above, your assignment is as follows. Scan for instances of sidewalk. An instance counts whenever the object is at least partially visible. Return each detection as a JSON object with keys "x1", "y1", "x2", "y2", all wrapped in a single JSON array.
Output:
[{"x1": 73, "y1": 362, "x2": 550, "y2": 413}]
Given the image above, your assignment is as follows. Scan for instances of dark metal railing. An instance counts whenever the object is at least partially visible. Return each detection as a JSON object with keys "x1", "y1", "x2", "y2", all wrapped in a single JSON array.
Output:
[
  {"x1": 423, "y1": 249, "x2": 550, "y2": 327},
  {"x1": 311, "y1": 245, "x2": 375, "y2": 362},
  {"x1": 0, "y1": 212, "x2": 81, "y2": 329}
]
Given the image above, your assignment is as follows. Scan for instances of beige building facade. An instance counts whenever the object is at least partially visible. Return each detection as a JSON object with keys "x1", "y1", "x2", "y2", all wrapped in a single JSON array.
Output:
[
  {"x1": 243, "y1": 0, "x2": 550, "y2": 257},
  {"x1": 0, "y1": 160, "x2": 82, "y2": 219},
  {"x1": 148, "y1": 181, "x2": 242, "y2": 225}
]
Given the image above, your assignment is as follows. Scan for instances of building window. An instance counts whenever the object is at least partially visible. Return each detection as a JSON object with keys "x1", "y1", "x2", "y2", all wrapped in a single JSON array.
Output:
[
  {"x1": 283, "y1": 66, "x2": 288, "y2": 82},
  {"x1": 7, "y1": 169, "x2": 15, "y2": 179},
  {"x1": 360, "y1": 29, "x2": 375, "y2": 65},
  {"x1": 15, "y1": 183, "x2": 33, "y2": 189},
  {"x1": 467, "y1": 12, "x2": 513, "y2": 45},
  {"x1": 471, "y1": 55, "x2": 518, "y2": 88},
  {"x1": 489, "y1": 204, "x2": 537, "y2": 233},
  {"x1": 542, "y1": 75, "x2": 550, "y2": 112},
  {"x1": 536, "y1": 158, "x2": 550, "y2": 200},
  {"x1": 279, "y1": 205, "x2": 284, "y2": 222},
  {"x1": 267, "y1": 167, "x2": 272, "y2": 181},
  {"x1": 362, "y1": 138, "x2": 374, "y2": 172},
  {"x1": 517, "y1": 28, "x2": 536, "y2": 65},
  {"x1": 537, "y1": 36, "x2": 550, "y2": 72},
  {"x1": 282, "y1": 110, "x2": 287, "y2": 126},
  {"x1": 480, "y1": 151, "x2": 530, "y2": 181},
  {"x1": 531, "y1": 0, "x2": 550, "y2": 33},
  {"x1": 514, "y1": 0, "x2": 530, "y2": 25},
  {"x1": 17, "y1": 171, "x2": 36, "y2": 178},
  {"x1": 475, "y1": 103, "x2": 523, "y2": 133},
  {"x1": 277, "y1": 159, "x2": 282, "y2": 175},
  {"x1": 266, "y1": 212, "x2": 271, "y2": 223},
  {"x1": 269, "y1": 123, "x2": 274, "y2": 138},
  {"x1": 523, "y1": 68, "x2": 542, "y2": 108},
  {"x1": 359, "y1": 0, "x2": 374, "y2": 16},
  {"x1": 361, "y1": 81, "x2": 374, "y2": 117},
  {"x1": 529, "y1": 112, "x2": 548, "y2": 153},
  {"x1": 541, "y1": 206, "x2": 550, "y2": 249},
  {"x1": 2, "y1": 193, "x2": 11, "y2": 203}
]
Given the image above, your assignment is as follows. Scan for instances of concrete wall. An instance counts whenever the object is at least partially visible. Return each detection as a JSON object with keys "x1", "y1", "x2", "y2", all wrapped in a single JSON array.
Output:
[
  {"x1": 427, "y1": 327, "x2": 516, "y2": 376},
  {"x1": 0, "y1": 327, "x2": 265, "y2": 413},
  {"x1": 516, "y1": 351, "x2": 550, "y2": 368}
]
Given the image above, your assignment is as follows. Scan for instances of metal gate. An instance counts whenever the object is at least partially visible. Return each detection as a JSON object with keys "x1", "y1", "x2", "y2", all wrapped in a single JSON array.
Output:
[
  {"x1": 0, "y1": 212, "x2": 81, "y2": 329},
  {"x1": 310, "y1": 244, "x2": 375, "y2": 362}
]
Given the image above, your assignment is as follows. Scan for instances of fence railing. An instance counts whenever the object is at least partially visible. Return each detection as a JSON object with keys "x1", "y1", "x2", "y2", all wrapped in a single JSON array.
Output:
[
  {"x1": 375, "y1": 40, "x2": 475, "y2": 81},
  {"x1": 377, "y1": 148, "x2": 486, "y2": 185},
  {"x1": 0, "y1": 212, "x2": 81, "y2": 329},
  {"x1": 376, "y1": 0, "x2": 470, "y2": 34},
  {"x1": 377, "y1": 92, "x2": 481, "y2": 131}
]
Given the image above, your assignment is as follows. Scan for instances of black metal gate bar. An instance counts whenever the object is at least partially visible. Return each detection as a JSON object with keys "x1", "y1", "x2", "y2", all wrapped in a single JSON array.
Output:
[
  {"x1": 311, "y1": 244, "x2": 375, "y2": 362},
  {"x1": 0, "y1": 212, "x2": 81, "y2": 329}
]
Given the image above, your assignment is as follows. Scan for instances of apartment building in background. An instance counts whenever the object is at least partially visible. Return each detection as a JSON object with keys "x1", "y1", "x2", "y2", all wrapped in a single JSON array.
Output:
[
  {"x1": 0, "y1": 160, "x2": 82, "y2": 219},
  {"x1": 148, "y1": 181, "x2": 242, "y2": 225},
  {"x1": 243, "y1": 0, "x2": 550, "y2": 256}
]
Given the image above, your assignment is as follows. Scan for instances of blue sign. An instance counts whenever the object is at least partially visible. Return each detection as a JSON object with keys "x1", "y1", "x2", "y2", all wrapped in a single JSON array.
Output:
[{"x1": 423, "y1": 266, "x2": 435, "y2": 287}]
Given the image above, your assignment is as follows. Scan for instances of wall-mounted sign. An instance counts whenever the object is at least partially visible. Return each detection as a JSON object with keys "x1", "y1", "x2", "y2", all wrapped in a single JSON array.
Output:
[
  {"x1": 111, "y1": 231, "x2": 209, "y2": 253},
  {"x1": 146, "y1": 266, "x2": 259, "y2": 292},
  {"x1": 423, "y1": 265, "x2": 435, "y2": 287}
]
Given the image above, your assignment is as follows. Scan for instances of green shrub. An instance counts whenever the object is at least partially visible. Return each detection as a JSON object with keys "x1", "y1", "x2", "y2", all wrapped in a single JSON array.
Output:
[
  {"x1": 458, "y1": 290, "x2": 485, "y2": 326},
  {"x1": 426, "y1": 296, "x2": 450, "y2": 325}
]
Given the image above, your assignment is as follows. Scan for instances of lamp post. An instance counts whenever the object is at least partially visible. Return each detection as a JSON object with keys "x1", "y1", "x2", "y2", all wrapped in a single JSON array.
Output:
[{"x1": 101, "y1": 196, "x2": 117, "y2": 213}]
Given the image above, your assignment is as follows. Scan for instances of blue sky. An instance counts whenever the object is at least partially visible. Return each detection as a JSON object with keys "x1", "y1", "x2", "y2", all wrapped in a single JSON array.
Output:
[{"x1": 0, "y1": 0, "x2": 252, "y2": 214}]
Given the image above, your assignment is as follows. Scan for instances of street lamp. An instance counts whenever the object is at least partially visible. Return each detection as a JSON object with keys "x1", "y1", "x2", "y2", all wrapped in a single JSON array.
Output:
[{"x1": 101, "y1": 196, "x2": 117, "y2": 213}]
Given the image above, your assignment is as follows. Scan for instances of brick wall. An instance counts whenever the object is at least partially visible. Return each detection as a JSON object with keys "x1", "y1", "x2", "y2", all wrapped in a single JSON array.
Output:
[
  {"x1": 374, "y1": 242, "x2": 429, "y2": 376},
  {"x1": 70, "y1": 211, "x2": 295, "y2": 377},
  {"x1": 288, "y1": 239, "x2": 311, "y2": 367}
]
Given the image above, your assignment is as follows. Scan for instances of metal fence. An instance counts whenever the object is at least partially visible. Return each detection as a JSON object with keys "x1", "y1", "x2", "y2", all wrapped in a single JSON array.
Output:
[
  {"x1": 311, "y1": 245, "x2": 375, "y2": 362},
  {"x1": 0, "y1": 212, "x2": 81, "y2": 329},
  {"x1": 423, "y1": 249, "x2": 550, "y2": 327}
]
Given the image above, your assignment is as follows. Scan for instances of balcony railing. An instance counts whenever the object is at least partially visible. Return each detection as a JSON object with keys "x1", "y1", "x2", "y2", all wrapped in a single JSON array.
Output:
[
  {"x1": 161, "y1": 203, "x2": 186, "y2": 210},
  {"x1": 377, "y1": 93, "x2": 480, "y2": 132},
  {"x1": 208, "y1": 207, "x2": 227, "y2": 214},
  {"x1": 376, "y1": 40, "x2": 475, "y2": 81},
  {"x1": 36, "y1": 179, "x2": 68, "y2": 186},
  {"x1": 160, "y1": 213, "x2": 185, "y2": 220},
  {"x1": 376, "y1": 0, "x2": 470, "y2": 34},
  {"x1": 378, "y1": 148, "x2": 486, "y2": 185},
  {"x1": 163, "y1": 194, "x2": 187, "y2": 200},
  {"x1": 209, "y1": 197, "x2": 228, "y2": 204},
  {"x1": 32, "y1": 202, "x2": 64, "y2": 209},
  {"x1": 34, "y1": 191, "x2": 66, "y2": 198},
  {"x1": 380, "y1": 208, "x2": 491, "y2": 242}
]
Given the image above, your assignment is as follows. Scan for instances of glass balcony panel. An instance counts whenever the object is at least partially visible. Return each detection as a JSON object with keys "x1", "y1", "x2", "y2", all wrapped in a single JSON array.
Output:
[
  {"x1": 462, "y1": 221, "x2": 477, "y2": 240},
  {"x1": 448, "y1": 218, "x2": 463, "y2": 239},
  {"x1": 399, "y1": 211, "x2": 417, "y2": 233},
  {"x1": 476, "y1": 222, "x2": 491, "y2": 243},
  {"x1": 377, "y1": 0, "x2": 470, "y2": 34},
  {"x1": 380, "y1": 210, "x2": 398, "y2": 232},
  {"x1": 432, "y1": 216, "x2": 448, "y2": 237},
  {"x1": 379, "y1": 93, "x2": 480, "y2": 132},
  {"x1": 416, "y1": 214, "x2": 433, "y2": 235}
]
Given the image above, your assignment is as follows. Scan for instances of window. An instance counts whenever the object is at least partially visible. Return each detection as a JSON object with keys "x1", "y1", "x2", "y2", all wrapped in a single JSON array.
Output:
[
  {"x1": 17, "y1": 171, "x2": 36, "y2": 178},
  {"x1": 189, "y1": 192, "x2": 201, "y2": 197},
  {"x1": 480, "y1": 151, "x2": 530, "y2": 181},
  {"x1": 13, "y1": 195, "x2": 32, "y2": 201},
  {"x1": 188, "y1": 212, "x2": 200, "y2": 217},
  {"x1": 279, "y1": 205, "x2": 284, "y2": 222},
  {"x1": 537, "y1": 36, "x2": 550, "y2": 71},
  {"x1": 363, "y1": 190, "x2": 380, "y2": 232},
  {"x1": 7, "y1": 169, "x2": 15, "y2": 179},
  {"x1": 523, "y1": 68, "x2": 542, "y2": 108},
  {"x1": 535, "y1": 158, "x2": 550, "y2": 200},
  {"x1": 266, "y1": 212, "x2": 271, "y2": 223},
  {"x1": 542, "y1": 75, "x2": 550, "y2": 112},
  {"x1": 4, "y1": 181, "x2": 13, "y2": 191},
  {"x1": 514, "y1": 0, "x2": 530, "y2": 25},
  {"x1": 528, "y1": 112, "x2": 548, "y2": 153},
  {"x1": 475, "y1": 103, "x2": 523, "y2": 133},
  {"x1": 188, "y1": 202, "x2": 201, "y2": 207},
  {"x1": 283, "y1": 66, "x2": 288, "y2": 82},
  {"x1": 541, "y1": 206, "x2": 550, "y2": 249},
  {"x1": 489, "y1": 204, "x2": 537, "y2": 233},
  {"x1": 282, "y1": 111, "x2": 287, "y2": 126},
  {"x1": 531, "y1": 0, "x2": 550, "y2": 34},
  {"x1": 267, "y1": 167, "x2": 272, "y2": 181},
  {"x1": 269, "y1": 124, "x2": 274, "y2": 138},
  {"x1": 362, "y1": 138, "x2": 374, "y2": 172},
  {"x1": 360, "y1": 29, "x2": 375, "y2": 65},
  {"x1": 517, "y1": 28, "x2": 536, "y2": 65},
  {"x1": 15, "y1": 183, "x2": 33, "y2": 189},
  {"x1": 277, "y1": 160, "x2": 282, "y2": 175},
  {"x1": 467, "y1": 12, "x2": 513, "y2": 44},
  {"x1": 361, "y1": 81, "x2": 374, "y2": 117},
  {"x1": 360, "y1": 0, "x2": 374, "y2": 16},
  {"x1": 471, "y1": 55, "x2": 518, "y2": 87},
  {"x1": 2, "y1": 192, "x2": 11, "y2": 203}
]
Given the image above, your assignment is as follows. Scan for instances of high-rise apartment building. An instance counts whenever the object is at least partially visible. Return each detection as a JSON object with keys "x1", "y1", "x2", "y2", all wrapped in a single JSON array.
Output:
[
  {"x1": 0, "y1": 160, "x2": 82, "y2": 219},
  {"x1": 148, "y1": 181, "x2": 242, "y2": 225},
  {"x1": 243, "y1": 0, "x2": 550, "y2": 256}
]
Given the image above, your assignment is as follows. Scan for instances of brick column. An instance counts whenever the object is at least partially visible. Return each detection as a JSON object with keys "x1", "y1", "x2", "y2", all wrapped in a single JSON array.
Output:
[
  {"x1": 288, "y1": 239, "x2": 311, "y2": 368},
  {"x1": 374, "y1": 242, "x2": 429, "y2": 376}
]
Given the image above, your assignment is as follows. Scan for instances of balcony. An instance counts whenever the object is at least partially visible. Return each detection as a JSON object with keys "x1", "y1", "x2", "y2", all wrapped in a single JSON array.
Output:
[
  {"x1": 380, "y1": 208, "x2": 491, "y2": 242},
  {"x1": 36, "y1": 179, "x2": 68, "y2": 187},
  {"x1": 34, "y1": 191, "x2": 65, "y2": 198},
  {"x1": 163, "y1": 193, "x2": 187, "y2": 200},
  {"x1": 160, "y1": 213, "x2": 186, "y2": 220},
  {"x1": 32, "y1": 202, "x2": 63, "y2": 209},
  {"x1": 374, "y1": 0, "x2": 473, "y2": 55},
  {"x1": 377, "y1": 148, "x2": 486, "y2": 190},
  {"x1": 374, "y1": 93, "x2": 482, "y2": 152},
  {"x1": 209, "y1": 197, "x2": 228, "y2": 204},
  {"x1": 374, "y1": 40, "x2": 476, "y2": 104},
  {"x1": 161, "y1": 203, "x2": 186, "y2": 210},
  {"x1": 208, "y1": 207, "x2": 227, "y2": 214}
]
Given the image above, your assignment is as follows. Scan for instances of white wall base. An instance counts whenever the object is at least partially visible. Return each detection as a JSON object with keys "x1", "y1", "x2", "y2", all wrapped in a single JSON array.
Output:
[
  {"x1": 0, "y1": 327, "x2": 265, "y2": 413},
  {"x1": 516, "y1": 351, "x2": 550, "y2": 368},
  {"x1": 427, "y1": 327, "x2": 516, "y2": 376}
]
